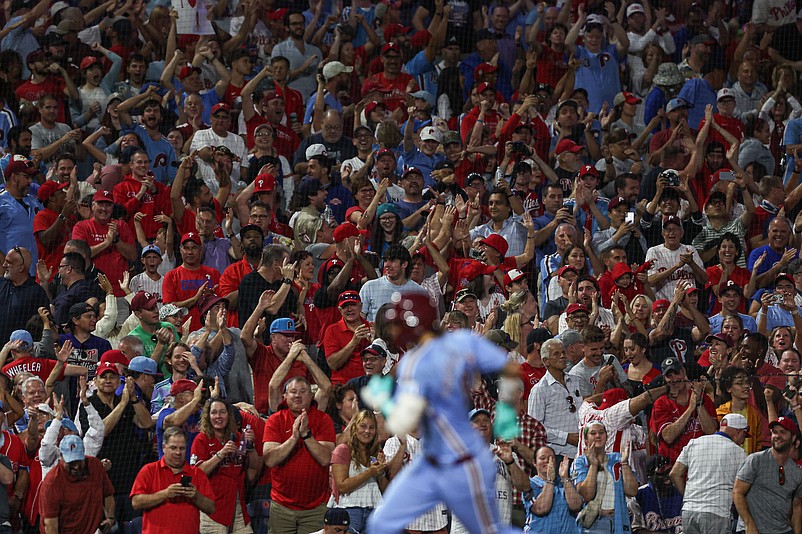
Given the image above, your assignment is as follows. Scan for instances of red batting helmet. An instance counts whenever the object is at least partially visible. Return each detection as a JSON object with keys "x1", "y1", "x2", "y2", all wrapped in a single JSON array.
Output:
[{"x1": 381, "y1": 291, "x2": 439, "y2": 347}]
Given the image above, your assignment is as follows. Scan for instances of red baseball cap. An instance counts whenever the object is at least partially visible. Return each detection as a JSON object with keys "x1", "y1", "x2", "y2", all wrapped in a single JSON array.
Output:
[
  {"x1": 93, "y1": 190, "x2": 114, "y2": 203},
  {"x1": 557, "y1": 266, "x2": 578, "y2": 278},
  {"x1": 474, "y1": 62, "x2": 498, "y2": 80},
  {"x1": 338, "y1": 290, "x2": 361, "y2": 307},
  {"x1": 600, "y1": 387, "x2": 628, "y2": 409},
  {"x1": 383, "y1": 23, "x2": 410, "y2": 42},
  {"x1": 178, "y1": 65, "x2": 201, "y2": 79},
  {"x1": 381, "y1": 42, "x2": 402, "y2": 55},
  {"x1": 365, "y1": 100, "x2": 385, "y2": 115},
  {"x1": 181, "y1": 232, "x2": 202, "y2": 246},
  {"x1": 6, "y1": 155, "x2": 37, "y2": 176},
  {"x1": 333, "y1": 222, "x2": 361, "y2": 243},
  {"x1": 565, "y1": 303, "x2": 590, "y2": 315},
  {"x1": 253, "y1": 173, "x2": 276, "y2": 193},
  {"x1": 170, "y1": 379, "x2": 198, "y2": 396},
  {"x1": 95, "y1": 361, "x2": 119, "y2": 376},
  {"x1": 555, "y1": 139, "x2": 584, "y2": 156},
  {"x1": 770, "y1": 417, "x2": 799, "y2": 435},
  {"x1": 211, "y1": 102, "x2": 231, "y2": 115},
  {"x1": 652, "y1": 299, "x2": 670, "y2": 312},
  {"x1": 479, "y1": 234, "x2": 509, "y2": 257},
  {"x1": 99, "y1": 349, "x2": 129, "y2": 367},
  {"x1": 579, "y1": 164, "x2": 598, "y2": 178},
  {"x1": 79, "y1": 56, "x2": 100, "y2": 70},
  {"x1": 130, "y1": 291, "x2": 159, "y2": 312},
  {"x1": 477, "y1": 82, "x2": 494, "y2": 95},
  {"x1": 503, "y1": 269, "x2": 526, "y2": 287},
  {"x1": 608, "y1": 196, "x2": 629, "y2": 211},
  {"x1": 37, "y1": 180, "x2": 69, "y2": 203},
  {"x1": 410, "y1": 29, "x2": 432, "y2": 48}
]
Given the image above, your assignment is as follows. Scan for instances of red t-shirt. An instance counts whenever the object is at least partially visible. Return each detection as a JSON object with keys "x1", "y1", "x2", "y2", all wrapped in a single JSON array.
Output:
[
  {"x1": 190, "y1": 432, "x2": 250, "y2": 526},
  {"x1": 40, "y1": 456, "x2": 114, "y2": 533},
  {"x1": 218, "y1": 258, "x2": 256, "y2": 328},
  {"x1": 161, "y1": 264, "x2": 221, "y2": 331},
  {"x1": 461, "y1": 107, "x2": 500, "y2": 145},
  {"x1": 520, "y1": 362, "x2": 546, "y2": 403},
  {"x1": 130, "y1": 458, "x2": 215, "y2": 534},
  {"x1": 705, "y1": 265, "x2": 750, "y2": 315},
  {"x1": 364, "y1": 72, "x2": 416, "y2": 111},
  {"x1": 34, "y1": 208, "x2": 74, "y2": 281},
  {"x1": 275, "y1": 83, "x2": 304, "y2": 124},
  {"x1": 16, "y1": 77, "x2": 68, "y2": 123},
  {"x1": 250, "y1": 343, "x2": 311, "y2": 416},
  {"x1": 262, "y1": 404, "x2": 335, "y2": 510},
  {"x1": 650, "y1": 393, "x2": 717, "y2": 463},
  {"x1": 699, "y1": 114, "x2": 744, "y2": 150},
  {"x1": 323, "y1": 318, "x2": 370, "y2": 385},
  {"x1": 536, "y1": 46, "x2": 568, "y2": 88},
  {"x1": 295, "y1": 282, "x2": 322, "y2": 345},
  {"x1": 3, "y1": 357, "x2": 64, "y2": 383},
  {"x1": 71, "y1": 218, "x2": 135, "y2": 297},
  {"x1": 112, "y1": 176, "x2": 172, "y2": 239},
  {"x1": 244, "y1": 113, "x2": 299, "y2": 160}
]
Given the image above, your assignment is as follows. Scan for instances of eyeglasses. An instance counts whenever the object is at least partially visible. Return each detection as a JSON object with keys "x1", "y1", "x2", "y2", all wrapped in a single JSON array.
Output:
[
  {"x1": 255, "y1": 131, "x2": 272, "y2": 137},
  {"x1": 780, "y1": 464, "x2": 786, "y2": 486},
  {"x1": 566, "y1": 396, "x2": 576, "y2": 413},
  {"x1": 58, "y1": 263, "x2": 70, "y2": 270}
]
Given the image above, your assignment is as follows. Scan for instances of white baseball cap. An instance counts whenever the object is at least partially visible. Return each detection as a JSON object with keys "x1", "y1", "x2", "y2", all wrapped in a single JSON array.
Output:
[
  {"x1": 306, "y1": 144, "x2": 329, "y2": 159},
  {"x1": 721, "y1": 413, "x2": 748, "y2": 430},
  {"x1": 322, "y1": 61, "x2": 353, "y2": 81},
  {"x1": 419, "y1": 126, "x2": 441, "y2": 143},
  {"x1": 717, "y1": 88, "x2": 736, "y2": 101},
  {"x1": 626, "y1": 3, "x2": 645, "y2": 17}
]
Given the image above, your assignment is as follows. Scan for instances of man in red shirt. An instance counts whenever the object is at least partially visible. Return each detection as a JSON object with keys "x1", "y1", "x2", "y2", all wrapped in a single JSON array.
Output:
[
  {"x1": 112, "y1": 148, "x2": 171, "y2": 240},
  {"x1": 650, "y1": 357, "x2": 718, "y2": 463},
  {"x1": 71, "y1": 190, "x2": 137, "y2": 298},
  {"x1": 322, "y1": 290, "x2": 371, "y2": 385},
  {"x1": 461, "y1": 82, "x2": 501, "y2": 144},
  {"x1": 40, "y1": 435, "x2": 115, "y2": 534},
  {"x1": 34, "y1": 180, "x2": 76, "y2": 281},
  {"x1": 161, "y1": 232, "x2": 221, "y2": 331},
  {"x1": 219, "y1": 224, "x2": 264, "y2": 328},
  {"x1": 698, "y1": 88, "x2": 744, "y2": 150},
  {"x1": 263, "y1": 377, "x2": 335, "y2": 533},
  {"x1": 364, "y1": 43, "x2": 417, "y2": 112},
  {"x1": 131, "y1": 427, "x2": 216, "y2": 534},
  {"x1": 15, "y1": 50, "x2": 79, "y2": 125}
]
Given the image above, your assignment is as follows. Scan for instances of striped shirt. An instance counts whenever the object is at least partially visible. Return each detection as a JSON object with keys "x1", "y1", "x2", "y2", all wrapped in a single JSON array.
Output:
[{"x1": 645, "y1": 244, "x2": 705, "y2": 301}]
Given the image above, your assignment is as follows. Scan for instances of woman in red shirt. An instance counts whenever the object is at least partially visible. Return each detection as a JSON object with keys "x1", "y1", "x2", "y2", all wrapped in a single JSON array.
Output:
[
  {"x1": 705, "y1": 233, "x2": 750, "y2": 315},
  {"x1": 292, "y1": 250, "x2": 321, "y2": 348},
  {"x1": 623, "y1": 332, "x2": 661, "y2": 397},
  {"x1": 191, "y1": 398, "x2": 261, "y2": 533}
]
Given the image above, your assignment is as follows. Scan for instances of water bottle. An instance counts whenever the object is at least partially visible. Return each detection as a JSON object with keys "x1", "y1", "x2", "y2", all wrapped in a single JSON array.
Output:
[
  {"x1": 238, "y1": 424, "x2": 251, "y2": 454},
  {"x1": 323, "y1": 205, "x2": 333, "y2": 224}
]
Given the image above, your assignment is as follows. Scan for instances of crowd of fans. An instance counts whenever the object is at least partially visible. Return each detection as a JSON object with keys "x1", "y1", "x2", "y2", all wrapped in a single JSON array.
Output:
[{"x1": 0, "y1": 0, "x2": 800, "y2": 532}]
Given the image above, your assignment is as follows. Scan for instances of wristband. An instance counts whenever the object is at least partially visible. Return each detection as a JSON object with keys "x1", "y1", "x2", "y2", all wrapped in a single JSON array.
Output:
[
  {"x1": 58, "y1": 214, "x2": 67, "y2": 222},
  {"x1": 215, "y1": 452, "x2": 223, "y2": 460},
  {"x1": 543, "y1": 479, "x2": 554, "y2": 484},
  {"x1": 130, "y1": 398, "x2": 140, "y2": 405},
  {"x1": 504, "y1": 459, "x2": 515, "y2": 466},
  {"x1": 302, "y1": 430, "x2": 313, "y2": 440}
]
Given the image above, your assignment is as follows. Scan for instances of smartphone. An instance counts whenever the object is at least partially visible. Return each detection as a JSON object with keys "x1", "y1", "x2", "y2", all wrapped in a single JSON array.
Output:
[
  {"x1": 719, "y1": 171, "x2": 735, "y2": 181},
  {"x1": 783, "y1": 385, "x2": 797, "y2": 399},
  {"x1": 625, "y1": 212, "x2": 635, "y2": 225},
  {"x1": 605, "y1": 355, "x2": 615, "y2": 366},
  {"x1": 180, "y1": 475, "x2": 192, "y2": 487}
]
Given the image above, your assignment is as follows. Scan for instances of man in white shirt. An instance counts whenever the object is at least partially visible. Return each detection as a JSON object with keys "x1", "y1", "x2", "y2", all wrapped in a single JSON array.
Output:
[
  {"x1": 669, "y1": 413, "x2": 748, "y2": 534},
  {"x1": 645, "y1": 215, "x2": 707, "y2": 300},
  {"x1": 189, "y1": 103, "x2": 249, "y2": 193}
]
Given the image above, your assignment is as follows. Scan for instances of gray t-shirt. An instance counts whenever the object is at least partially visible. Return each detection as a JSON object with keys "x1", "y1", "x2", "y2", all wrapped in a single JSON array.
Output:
[
  {"x1": 568, "y1": 355, "x2": 628, "y2": 398},
  {"x1": 736, "y1": 448, "x2": 802, "y2": 533},
  {"x1": 30, "y1": 122, "x2": 74, "y2": 161}
]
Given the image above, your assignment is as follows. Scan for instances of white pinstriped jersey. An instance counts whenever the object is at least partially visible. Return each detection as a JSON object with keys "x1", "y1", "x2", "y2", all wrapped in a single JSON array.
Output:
[{"x1": 645, "y1": 244, "x2": 704, "y2": 301}]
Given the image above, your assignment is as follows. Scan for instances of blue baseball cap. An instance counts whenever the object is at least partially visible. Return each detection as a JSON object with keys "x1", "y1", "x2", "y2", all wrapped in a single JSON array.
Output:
[
  {"x1": 666, "y1": 98, "x2": 691, "y2": 113},
  {"x1": 270, "y1": 318, "x2": 299, "y2": 336},
  {"x1": 141, "y1": 244, "x2": 161, "y2": 258},
  {"x1": 468, "y1": 408, "x2": 491, "y2": 420},
  {"x1": 10, "y1": 330, "x2": 33, "y2": 350},
  {"x1": 45, "y1": 418, "x2": 78, "y2": 433},
  {"x1": 127, "y1": 356, "x2": 162, "y2": 376},
  {"x1": 59, "y1": 434, "x2": 85, "y2": 462}
]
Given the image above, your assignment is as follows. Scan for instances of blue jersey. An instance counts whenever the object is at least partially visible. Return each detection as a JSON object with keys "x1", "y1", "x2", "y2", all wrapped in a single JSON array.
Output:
[
  {"x1": 524, "y1": 476, "x2": 581, "y2": 533},
  {"x1": 127, "y1": 124, "x2": 177, "y2": 185},
  {"x1": 394, "y1": 331, "x2": 508, "y2": 463},
  {"x1": 635, "y1": 483, "x2": 683, "y2": 533},
  {"x1": 573, "y1": 44, "x2": 623, "y2": 113}
]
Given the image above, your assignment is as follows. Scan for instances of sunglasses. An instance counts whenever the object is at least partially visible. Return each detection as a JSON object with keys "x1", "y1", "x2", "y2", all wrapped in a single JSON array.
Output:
[
  {"x1": 780, "y1": 464, "x2": 786, "y2": 486},
  {"x1": 566, "y1": 396, "x2": 576, "y2": 413}
]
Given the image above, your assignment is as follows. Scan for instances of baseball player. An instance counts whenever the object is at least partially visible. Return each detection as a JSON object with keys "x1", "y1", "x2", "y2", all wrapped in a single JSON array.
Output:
[{"x1": 365, "y1": 292, "x2": 520, "y2": 534}]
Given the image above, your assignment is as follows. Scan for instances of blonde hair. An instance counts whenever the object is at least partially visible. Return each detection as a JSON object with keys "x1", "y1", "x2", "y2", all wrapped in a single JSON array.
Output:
[
  {"x1": 627, "y1": 294, "x2": 653, "y2": 327},
  {"x1": 347, "y1": 410, "x2": 381, "y2": 468}
]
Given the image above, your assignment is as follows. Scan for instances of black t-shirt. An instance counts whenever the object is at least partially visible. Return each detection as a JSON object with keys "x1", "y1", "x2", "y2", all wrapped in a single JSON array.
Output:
[
  {"x1": 554, "y1": 167, "x2": 576, "y2": 199},
  {"x1": 0, "y1": 277, "x2": 50, "y2": 348},
  {"x1": 238, "y1": 272, "x2": 299, "y2": 343},
  {"x1": 769, "y1": 24, "x2": 802, "y2": 62},
  {"x1": 79, "y1": 394, "x2": 146, "y2": 493},
  {"x1": 420, "y1": 0, "x2": 483, "y2": 52},
  {"x1": 543, "y1": 296, "x2": 568, "y2": 321},
  {"x1": 649, "y1": 326, "x2": 704, "y2": 380}
]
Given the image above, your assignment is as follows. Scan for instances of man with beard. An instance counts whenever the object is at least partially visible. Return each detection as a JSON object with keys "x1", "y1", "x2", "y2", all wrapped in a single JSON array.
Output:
[
  {"x1": 0, "y1": 156, "x2": 42, "y2": 275},
  {"x1": 271, "y1": 11, "x2": 322, "y2": 102},
  {"x1": 669, "y1": 412, "x2": 747, "y2": 534},
  {"x1": 0, "y1": 126, "x2": 35, "y2": 182},
  {"x1": 218, "y1": 224, "x2": 264, "y2": 328},
  {"x1": 118, "y1": 87, "x2": 178, "y2": 185},
  {"x1": 629, "y1": 455, "x2": 683, "y2": 534},
  {"x1": 734, "y1": 417, "x2": 802, "y2": 534},
  {"x1": 15, "y1": 50, "x2": 79, "y2": 125},
  {"x1": 303, "y1": 61, "x2": 352, "y2": 124},
  {"x1": 359, "y1": 245, "x2": 426, "y2": 321},
  {"x1": 305, "y1": 146, "x2": 353, "y2": 224},
  {"x1": 29, "y1": 95, "x2": 81, "y2": 163},
  {"x1": 364, "y1": 43, "x2": 417, "y2": 112},
  {"x1": 40, "y1": 435, "x2": 115, "y2": 534},
  {"x1": 470, "y1": 190, "x2": 530, "y2": 258}
]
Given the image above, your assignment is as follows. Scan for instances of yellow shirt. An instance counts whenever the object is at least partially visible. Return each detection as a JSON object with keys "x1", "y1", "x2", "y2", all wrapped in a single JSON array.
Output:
[{"x1": 716, "y1": 402, "x2": 762, "y2": 454}]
